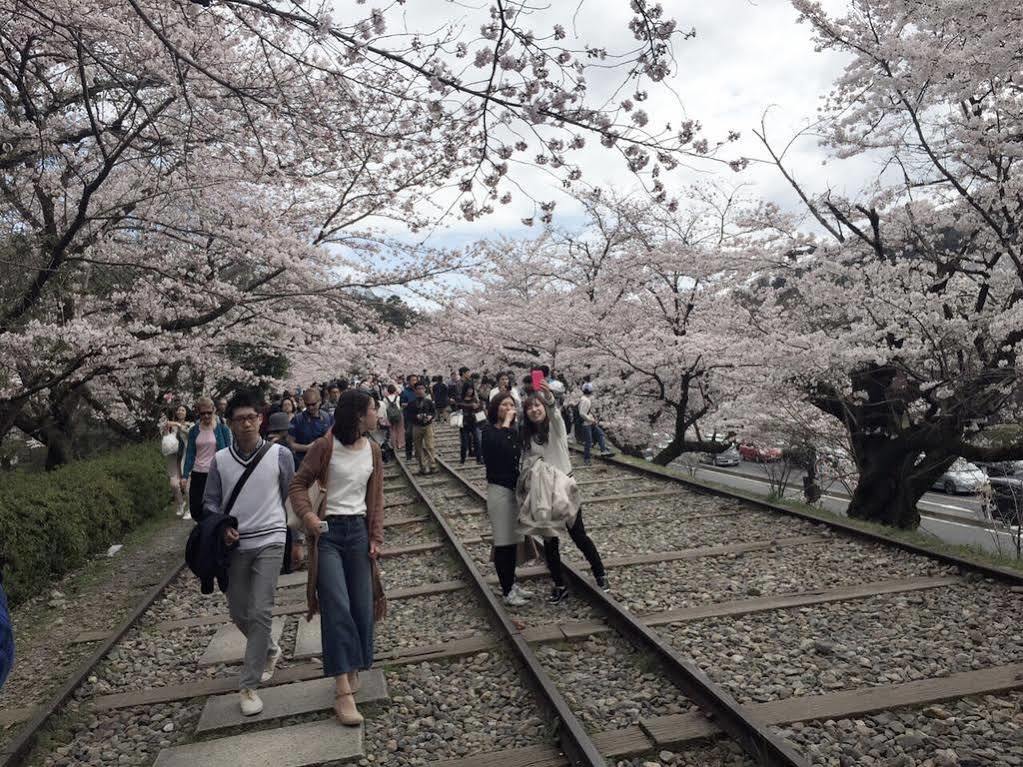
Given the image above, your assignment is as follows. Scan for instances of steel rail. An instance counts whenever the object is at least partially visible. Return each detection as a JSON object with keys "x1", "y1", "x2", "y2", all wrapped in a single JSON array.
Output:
[
  {"x1": 566, "y1": 445, "x2": 1023, "y2": 587},
  {"x1": 431, "y1": 449, "x2": 809, "y2": 767},
  {"x1": 1, "y1": 556, "x2": 189, "y2": 767},
  {"x1": 392, "y1": 454, "x2": 608, "y2": 767}
]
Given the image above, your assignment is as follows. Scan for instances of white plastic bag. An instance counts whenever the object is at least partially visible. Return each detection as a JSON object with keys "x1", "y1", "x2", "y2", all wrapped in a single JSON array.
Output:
[{"x1": 160, "y1": 433, "x2": 179, "y2": 456}]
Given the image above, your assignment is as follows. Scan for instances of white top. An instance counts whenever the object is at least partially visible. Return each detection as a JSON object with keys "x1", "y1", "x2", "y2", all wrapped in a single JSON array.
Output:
[
  {"x1": 325, "y1": 438, "x2": 373, "y2": 516},
  {"x1": 578, "y1": 394, "x2": 597, "y2": 424},
  {"x1": 489, "y1": 386, "x2": 522, "y2": 407},
  {"x1": 525, "y1": 392, "x2": 573, "y2": 476}
]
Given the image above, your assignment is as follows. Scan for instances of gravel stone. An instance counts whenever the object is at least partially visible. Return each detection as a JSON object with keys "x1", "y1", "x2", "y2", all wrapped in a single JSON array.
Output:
[
  {"x1": 663, "y1": 582, "x2": 1023, "y2": 704},
  {"x1": 537, "y1": 633, "x2": 695, "y2": 732},
  {"x1": 35, "y1": 701, "x2": 204, "y2": 767},
  {"x1": 378, "y1": 550, "x2": 464, "y2": 589},
  {"x1": 363, "y1": 651, "x2": 549, "y2": 765},
  {"x1": 775, "y1": 691, "x2": 1023, "y2": 766},
  {"x1": 606, "y1": 538, "x2": 953, "y2": 614},
  {"x1": 561, "y1": 512, "x2": 823, "y2": 559},
  {"x1": 375, "y1": 592, "x2": 492, "y2": 654},
  {"x1": 613, "y1": 740, "x2": 757, "y2": 767}
]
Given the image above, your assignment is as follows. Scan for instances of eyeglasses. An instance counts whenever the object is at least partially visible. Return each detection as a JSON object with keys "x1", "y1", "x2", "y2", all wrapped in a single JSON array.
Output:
[
  {"x1": 198, "y1": 411, "x2": 214, "y2": 416},
  {"x1": 232, "y1": 414, "x2": 260, "y2": 424}
]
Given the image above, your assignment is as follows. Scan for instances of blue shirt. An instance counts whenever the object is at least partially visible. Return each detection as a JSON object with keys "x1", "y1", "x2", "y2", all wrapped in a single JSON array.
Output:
[
  {"x1": 0, "y1": 578, "x2": 12, "y2": 690},
  {"x1": 288, "y1": 409, "x2": 333, "y2": 465},
  {"x1": 400, "y1": 386, "x2": 417, "y2": 422}
]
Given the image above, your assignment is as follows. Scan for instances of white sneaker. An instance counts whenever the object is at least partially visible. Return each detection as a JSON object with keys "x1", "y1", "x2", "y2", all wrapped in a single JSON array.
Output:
[
  {"x1": 503, "y1": 591, "x2": 528, "y2": 607},
  {"x1": 511, "y1": 583, "x2": 533, "y2": 600},
  {"x1": 239, "y1": 688, "x2": 263, "y2": 716},
  {"x1": 260, "y1": 644, "x2": 282, "y2": 684}
]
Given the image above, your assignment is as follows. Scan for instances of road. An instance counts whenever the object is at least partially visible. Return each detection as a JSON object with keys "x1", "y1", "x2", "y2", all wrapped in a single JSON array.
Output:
[
  {"x1": 693, "y1": 459, "x2": 986, "y2": 519},
  {"x1": 673, "y1": 458, "x2": 1021, "y2": 558}
]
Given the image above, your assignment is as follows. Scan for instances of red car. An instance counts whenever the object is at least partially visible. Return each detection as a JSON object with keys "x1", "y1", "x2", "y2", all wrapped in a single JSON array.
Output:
[{"x1": 738, "y1": 443, "x2": 783, "y2": 463}]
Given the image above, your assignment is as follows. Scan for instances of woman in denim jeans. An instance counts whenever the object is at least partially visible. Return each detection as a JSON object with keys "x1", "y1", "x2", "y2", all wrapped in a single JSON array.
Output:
[{"x1": 290, "y1": 390, "x2": 386, "y2": 727}]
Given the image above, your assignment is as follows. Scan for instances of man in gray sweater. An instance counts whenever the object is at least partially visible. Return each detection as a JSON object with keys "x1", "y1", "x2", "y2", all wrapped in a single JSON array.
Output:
[{"x1": 203, "y1": 391, "x2": 294, "y2": 716}]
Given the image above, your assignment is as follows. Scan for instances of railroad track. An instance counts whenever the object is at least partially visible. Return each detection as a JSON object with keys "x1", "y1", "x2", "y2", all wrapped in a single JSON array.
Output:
[
  {"x1": 428, "y1": 426, "x2": 1023, "y2": 766},
  {"x1": 2, "y1": 425, "x2": 1021, "y2": 767}
]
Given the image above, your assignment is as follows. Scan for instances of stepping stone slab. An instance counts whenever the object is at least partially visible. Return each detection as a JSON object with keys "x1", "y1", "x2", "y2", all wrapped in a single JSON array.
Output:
[
  {"x1": 277, "y1": 571, "x2": 308, "y2": 589},
  {"x1": 196, "y1": 670, "x2": 389, "y2": 733},
  {"x1": 294, "y1": 615, "x2": 322, "y2": 658},
  {"x1": 153, "y1": 718, "x2": 362, "y2": 767},
  {"x1": 198, "y1": 617, "x2": 285, "y2": 666}
]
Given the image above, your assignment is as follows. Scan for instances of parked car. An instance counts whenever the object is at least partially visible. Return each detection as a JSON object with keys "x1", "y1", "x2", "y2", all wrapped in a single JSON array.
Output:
[
  {"x1": 977, "y1": 460, "x2": 1023, "y2": 478},
  {"x1": 932, "y1": 458, "x2": 987, "y2": 494},
  {"x1": 738, "y1": 443, "x2": 782, "y2": 463},
  {"x1": 702, "y1": 444, "x2": 741, "y2": 467}
]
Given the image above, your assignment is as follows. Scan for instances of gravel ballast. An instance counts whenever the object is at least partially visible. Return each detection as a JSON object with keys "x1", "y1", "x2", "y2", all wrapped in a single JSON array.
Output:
[
  {"x1": 378, "y1": 549, "x2": 465, "y2": 589},
  {"x1": 365, "y1": 651, "x2": 550, "y2": 765},
  {"x1": 606, "y1": 538, "x2": 955, "y2": 613},
  {"x1": 375, "y1": 591, "x2": 492, "y2": 654},
  {"x1": 776, "y1": 690, "x2": 1023, "y2": 766},
  {"x1": 663, "y1": 581, "x2": 1023, "y2": 704},
  {"x1": 536, "y1": 633, "x2": 696, "y2": 732}
]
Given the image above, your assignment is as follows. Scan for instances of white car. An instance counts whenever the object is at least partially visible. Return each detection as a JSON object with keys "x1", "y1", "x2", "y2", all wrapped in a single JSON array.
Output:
[
  {"x1": 932, "y1": 459, "x2": 987, "y2": 494},
  {"x1": 708, "y1": 445, "x2": 741, "y2": 466}
]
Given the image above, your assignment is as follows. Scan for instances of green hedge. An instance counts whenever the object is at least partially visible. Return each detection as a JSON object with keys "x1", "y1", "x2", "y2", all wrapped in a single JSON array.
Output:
[{"x1": 0, "y1": 443, "x2": 168, "y2": 605}]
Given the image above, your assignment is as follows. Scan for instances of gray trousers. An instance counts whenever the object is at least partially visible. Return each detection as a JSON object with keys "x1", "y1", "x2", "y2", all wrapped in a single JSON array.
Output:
[{"x1": 227, "y1": 543, "x2": 284, "y2": 689}]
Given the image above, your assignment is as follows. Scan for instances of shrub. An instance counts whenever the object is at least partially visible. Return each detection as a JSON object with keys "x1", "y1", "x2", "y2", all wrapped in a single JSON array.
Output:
[{"x1": 0, "y1": 444, "x2": 168, "y2": 605}]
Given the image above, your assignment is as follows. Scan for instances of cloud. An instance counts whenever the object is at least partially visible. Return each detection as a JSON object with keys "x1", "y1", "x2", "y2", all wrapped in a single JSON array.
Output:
[{"x1": 329, "y1": 0, "x2": 867, "y2": 249}]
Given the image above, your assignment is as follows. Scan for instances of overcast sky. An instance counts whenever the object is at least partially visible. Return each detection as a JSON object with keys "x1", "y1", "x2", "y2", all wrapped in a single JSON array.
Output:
[
  {"x1": 322, "y1": 0, "x2": 886, "y2": 297},
  {"x1": 366, "y1": 0, "x2": 877, "y2": 250}
]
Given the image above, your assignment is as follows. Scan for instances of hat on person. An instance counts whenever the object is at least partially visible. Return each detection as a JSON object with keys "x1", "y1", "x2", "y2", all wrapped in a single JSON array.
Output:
[
  {"x1": 267, "y1": 412, "x2": 291, "y2": 434},
  {"x1": 582, "y1": 383, "x2": 593, "y2": 394}
]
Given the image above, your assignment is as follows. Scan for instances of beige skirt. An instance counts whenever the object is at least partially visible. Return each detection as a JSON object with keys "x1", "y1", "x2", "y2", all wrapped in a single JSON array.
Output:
[{"x1": 486, "y1": 484, "x2": 522, "y2": 547}]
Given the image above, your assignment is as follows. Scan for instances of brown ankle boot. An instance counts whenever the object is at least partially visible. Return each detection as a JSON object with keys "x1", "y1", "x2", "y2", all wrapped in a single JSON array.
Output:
[{"x1": 347, "y1": 670, "x2": 361, "y2": 693}]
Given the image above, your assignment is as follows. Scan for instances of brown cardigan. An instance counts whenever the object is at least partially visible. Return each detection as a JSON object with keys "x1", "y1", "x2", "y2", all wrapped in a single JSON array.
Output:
[{"x1": 289, "y1": 434, "x2": 386, "y2": 622}]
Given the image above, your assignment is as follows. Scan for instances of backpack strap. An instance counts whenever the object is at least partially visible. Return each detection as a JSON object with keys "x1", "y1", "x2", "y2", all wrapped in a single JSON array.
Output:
[{"x1": 223, "y1": 441, "x2": 273, "y2": 517}]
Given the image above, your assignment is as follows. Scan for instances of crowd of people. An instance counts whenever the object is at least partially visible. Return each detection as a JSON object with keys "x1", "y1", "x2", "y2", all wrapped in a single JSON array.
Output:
[{"x1": 174, "y1": 366, "x2": 616, "y2": 725}]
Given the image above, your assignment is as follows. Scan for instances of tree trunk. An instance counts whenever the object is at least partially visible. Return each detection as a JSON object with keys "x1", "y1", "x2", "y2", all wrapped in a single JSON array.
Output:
[
  {"x1": 43, "y1": 428, "x2": 75, "y2": 469},
  {"x1": 846, "y1": 439, "x2": 952, "y2": 529}
]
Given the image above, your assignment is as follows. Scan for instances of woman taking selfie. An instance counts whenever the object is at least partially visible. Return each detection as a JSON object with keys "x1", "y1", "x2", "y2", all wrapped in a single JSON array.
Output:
[
  {"x1": 521, "y1": 382, "x2": 608, "y2": 603},
  {"x1": 481, "y1": 392, "x2": 532, "y2": 606},
  {"x1": 289, "y1": 390, "x2": 386, "y2": 727}
]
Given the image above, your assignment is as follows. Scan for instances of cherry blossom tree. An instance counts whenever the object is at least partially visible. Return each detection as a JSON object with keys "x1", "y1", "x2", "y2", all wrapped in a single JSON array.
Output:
[
  {"x1": 423, "y1": 187, "x2": 753, "y2": 463},
  {"x1": 742, "y1": 0, "x2": 1023, "y2": 527},
  {"x1": 1, "y1": 0, "x2": 717, "y2": 464}
]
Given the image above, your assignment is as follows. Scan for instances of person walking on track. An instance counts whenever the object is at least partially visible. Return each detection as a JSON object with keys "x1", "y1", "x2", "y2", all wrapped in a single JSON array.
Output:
[
  {"x1": 182, "y1": 397, "x2": 232, "y2": 521},
  {"x1": 456, "y1": 382, "x2": 485, "y2": 465},
  {"x1": 407, "y1": 380, "x2": 437, "y2": 474},
  {"x1": 202, "y1": 391, "x2": 294, "y2": 716},
  {"x1": 290, "y1": 389, "x2": 387, "y2": 727},
  {"x1": 522, "y1": 382, "x2": 608, "y2": 603},
  {"x1": 481, "y1": 391, "x2": 532, "y2": 606}
]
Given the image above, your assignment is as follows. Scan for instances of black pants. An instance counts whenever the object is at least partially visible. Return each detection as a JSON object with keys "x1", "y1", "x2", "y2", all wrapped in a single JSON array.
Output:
[
  {"x1": 188, "y1": 471, "x2": 209, "y2": 522},
  {"x1": 404, "y1": 419, "x2": 414, "y2": 459},
  {"x1": 493, "y1": 544, "x2": 518, "y2": 596},
  {"x1": 459, "y1": 425, "x2": 480, "y2": 463},
  {"x1": 543, "y1": 508, "x2": 605, "y2": 587}
]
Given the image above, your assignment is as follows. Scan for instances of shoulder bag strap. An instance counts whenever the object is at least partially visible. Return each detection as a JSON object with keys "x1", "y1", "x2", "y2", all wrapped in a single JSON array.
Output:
[{"x1": 223, "y1": 441, "x2": 274, "y2": 517}]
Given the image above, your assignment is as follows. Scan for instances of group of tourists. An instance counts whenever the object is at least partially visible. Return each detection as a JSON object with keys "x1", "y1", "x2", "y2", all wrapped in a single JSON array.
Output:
[{"x1": 179, "y1": 365, "x2": 615, "y2": 727}]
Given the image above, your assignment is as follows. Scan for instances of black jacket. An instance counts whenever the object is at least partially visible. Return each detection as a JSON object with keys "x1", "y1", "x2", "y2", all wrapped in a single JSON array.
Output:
[
  {"x1": 432, "y1": 381, "x2": 449, "y2": 408},
  {"x1": 481, "y1": 424, "x2": 521, "y2": 490},
  {"x1": 407, "y1": 396, "x2": 437, "y2": 426},
  {"x1": 185, "y1": 513, "x2": 239, "y2": 594}
]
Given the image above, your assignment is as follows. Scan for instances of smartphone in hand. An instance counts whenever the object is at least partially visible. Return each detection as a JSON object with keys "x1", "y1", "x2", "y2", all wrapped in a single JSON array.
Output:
[{"x1": 531, "y1": 369, "x2": 544, "y2": 391}]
